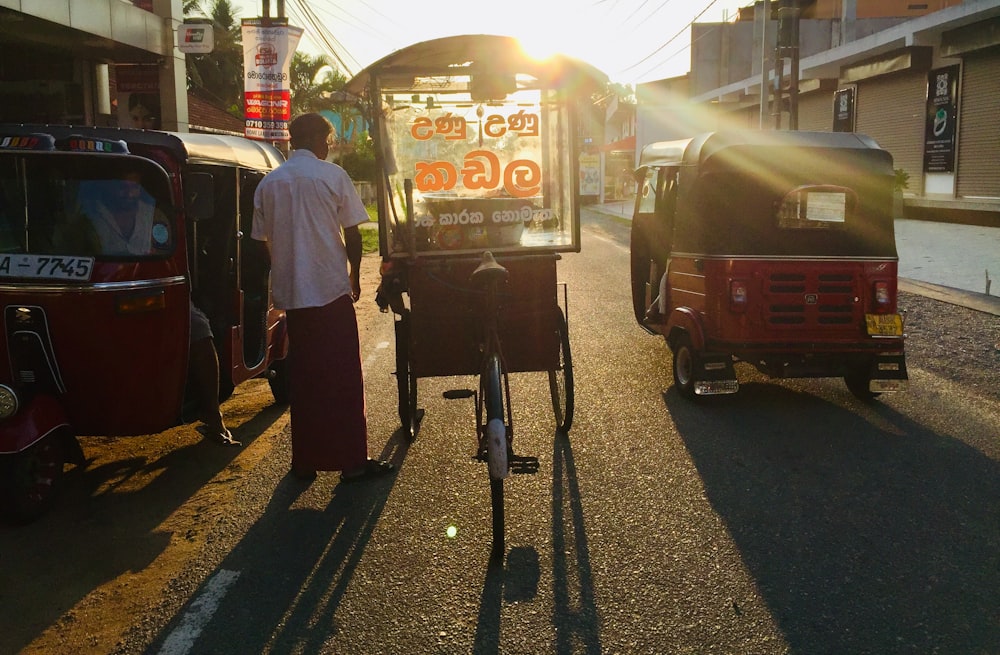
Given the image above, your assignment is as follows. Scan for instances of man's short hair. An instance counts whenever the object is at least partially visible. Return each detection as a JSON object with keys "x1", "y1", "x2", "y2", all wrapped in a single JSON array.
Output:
[{"x1": 289, "y1": 113, "x2": 333, "y2": 150}]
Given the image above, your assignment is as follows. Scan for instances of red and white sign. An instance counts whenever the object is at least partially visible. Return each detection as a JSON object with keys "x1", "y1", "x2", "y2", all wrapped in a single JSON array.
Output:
[
  {"x1": 178, "y1": 22, "x2": 214, "y2": 54},
  {"x1": 241, "y1": 18, "x2": 302, "y2": 141}
]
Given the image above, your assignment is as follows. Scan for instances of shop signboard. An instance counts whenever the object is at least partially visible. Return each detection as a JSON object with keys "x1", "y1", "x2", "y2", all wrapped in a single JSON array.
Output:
[
  {"x1": 923, "y1": 65, "x2": 960, "y2": 173},
  {"x1": 115, "y1": 64, "x2": 160, "y2": 130},
  {"x1": 832, "y1": 87, "x2": 855, "y2": 132}
]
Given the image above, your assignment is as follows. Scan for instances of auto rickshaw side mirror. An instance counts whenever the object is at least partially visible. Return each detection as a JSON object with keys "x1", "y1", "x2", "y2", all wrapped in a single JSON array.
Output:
[{"x1": 185, "y1": 172, "x2": 215, "y2": 221}]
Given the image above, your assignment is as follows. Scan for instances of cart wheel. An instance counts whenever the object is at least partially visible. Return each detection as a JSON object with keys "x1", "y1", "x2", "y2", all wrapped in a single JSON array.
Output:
[
  {"x1": 671, "y1": 333, "x2": 700, "y2": 400},
  {"x1": 2, "y1": 433, "x2": 66, "y2": 524},
  {"x1": 268, "y1": 357, "x2": 290, "y2": 405},
  {"x1": 845, "y1": 368, "x2": 881, "y2": 402},
  {"x1": 394, "y1": 316, "x2": 419, "y2": 439},
  {"x1": 548, "y1": 307, "x2": 574, "y2": 434}
]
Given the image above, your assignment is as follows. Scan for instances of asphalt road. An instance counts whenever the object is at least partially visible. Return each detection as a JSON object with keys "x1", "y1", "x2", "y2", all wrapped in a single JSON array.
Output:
[{"x1": 3, "y1": 209, "x2": 998, "y2": 655}]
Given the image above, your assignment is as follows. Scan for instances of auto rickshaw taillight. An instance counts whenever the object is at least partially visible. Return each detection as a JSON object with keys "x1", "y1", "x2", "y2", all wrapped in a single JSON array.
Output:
[
  {"x1": 874, "y1": 281, "x2": 891, "y2": 311},
  {"x1": 116, "y1": 292, "x2": 166, "y2": 314},
  {"x1": 730, "y1": 280, "x2": 748, "y2": 312}
]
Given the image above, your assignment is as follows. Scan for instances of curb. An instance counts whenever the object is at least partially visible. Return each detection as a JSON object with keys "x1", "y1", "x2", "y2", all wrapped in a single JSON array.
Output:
[{"x1": 899, "y1": 278, "x2": 1000, "y2": 316}]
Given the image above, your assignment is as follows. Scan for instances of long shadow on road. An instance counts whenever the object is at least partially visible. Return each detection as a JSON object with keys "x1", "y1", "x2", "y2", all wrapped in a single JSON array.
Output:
[
  {"x1": 665, "y1": 382, "x2": 1000, "y2": 654},
  {"x1": 143, "y1": 430, "x2": 410, "y2": 655},
  {"x1": 471, "y1": 432, "x2": 601, "y2": 655},
  {"x1": 0, "y1": 398, "x2": 288, "y2": 655}
]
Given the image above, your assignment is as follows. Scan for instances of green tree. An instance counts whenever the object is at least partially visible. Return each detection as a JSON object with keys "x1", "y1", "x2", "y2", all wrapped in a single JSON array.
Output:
[
  {"x1": 184, "y1": 0, "x2": 244, "y2": 117},
  {"x1": 290, "y1": 52, "x2": 346, "y2": 114}
]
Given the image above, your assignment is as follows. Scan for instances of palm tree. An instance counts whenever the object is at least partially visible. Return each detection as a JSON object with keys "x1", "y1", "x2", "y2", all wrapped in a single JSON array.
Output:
[
  {"x1": 290, "y1": 52, "x2": 346, "y2": 115},
  {"x1": 184, "y1": 0, "x2": 245, "y2": 117}
]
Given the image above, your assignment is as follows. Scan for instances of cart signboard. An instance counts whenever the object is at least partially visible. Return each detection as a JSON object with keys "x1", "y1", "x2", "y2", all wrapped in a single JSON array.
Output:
[{"x1": 346, "y1": 35, "x2": 606, "y2": 258}]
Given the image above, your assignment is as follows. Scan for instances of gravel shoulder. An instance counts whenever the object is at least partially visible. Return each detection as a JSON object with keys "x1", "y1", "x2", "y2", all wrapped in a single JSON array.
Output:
[{"x1": 897, "y1": 290, "x2": 1000, "y2": 400}]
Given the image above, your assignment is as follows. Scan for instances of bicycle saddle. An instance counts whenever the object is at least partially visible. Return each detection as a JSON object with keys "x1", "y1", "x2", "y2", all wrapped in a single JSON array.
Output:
[{"x1": 470, "y1": 251, "x2": 509, "y2": 286}]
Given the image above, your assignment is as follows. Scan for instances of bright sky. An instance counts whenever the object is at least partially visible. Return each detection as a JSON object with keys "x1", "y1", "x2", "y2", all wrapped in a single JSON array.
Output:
[{"x1": 229, "y1": 0, "x2": 750, "y2": 86}]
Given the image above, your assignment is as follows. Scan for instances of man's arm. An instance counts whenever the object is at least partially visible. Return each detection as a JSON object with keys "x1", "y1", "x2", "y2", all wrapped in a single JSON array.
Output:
[{"x1": 344, "y1": 224, "x2": 362, "y2": 302}]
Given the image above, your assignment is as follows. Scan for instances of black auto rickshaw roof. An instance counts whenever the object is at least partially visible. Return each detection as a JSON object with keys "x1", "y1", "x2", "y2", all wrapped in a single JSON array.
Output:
[
  {"x1": 637, "y1": 129, "x2": 888, "y2": 171},
  {"x1": 639, "y1": 130, "x2": 898, "y2": 258},
  {"x1": 0, "y1": 124, "x2": 284, "y2": 171},
  {"x1": 344, "y1": 34, "x2": 607, "y2": 97}
]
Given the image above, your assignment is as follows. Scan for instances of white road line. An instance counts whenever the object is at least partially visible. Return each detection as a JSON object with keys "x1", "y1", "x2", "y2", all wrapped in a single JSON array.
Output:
[
  {"x1": 157, "y1": 569, "x2": 241, "y2": 655},
  {"x1": 363, "y1": 340, "x2": 391, "y2": 370}
]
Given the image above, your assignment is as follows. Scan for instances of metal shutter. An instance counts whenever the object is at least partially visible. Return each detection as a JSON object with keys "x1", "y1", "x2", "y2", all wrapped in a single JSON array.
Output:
[
  {"x1": 856, "y1": 70, "x2": 927, "y2": 194},
  {"x1": 956, "y1": 52, "x2": 1000, "y2": 199},
  {"x1": 797, "y1": 91, "x2": 831, "y2": 131}
]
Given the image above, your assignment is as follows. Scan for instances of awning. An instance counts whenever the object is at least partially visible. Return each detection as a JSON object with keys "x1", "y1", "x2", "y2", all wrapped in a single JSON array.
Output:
[{"x1": 601, "y1": 135, "x2": 635, "y2": 153}]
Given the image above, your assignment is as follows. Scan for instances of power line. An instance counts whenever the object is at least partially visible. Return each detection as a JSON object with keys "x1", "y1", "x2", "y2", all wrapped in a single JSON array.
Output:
[
  {"x1": 615, "y1": 0, "x2": 723, "y2": 79},
  {"x1": 286, "y1": 0, "x2": 362, "y2": 75}
]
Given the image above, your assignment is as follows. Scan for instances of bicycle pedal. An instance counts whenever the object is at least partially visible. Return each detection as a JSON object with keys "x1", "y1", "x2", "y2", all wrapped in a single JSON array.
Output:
[
  {"x1": 443, "y1": 389, "x2": 475, "y2": 400},
  {"x1": 510, "y1": 455, "x2": 540, "y2": 475}
]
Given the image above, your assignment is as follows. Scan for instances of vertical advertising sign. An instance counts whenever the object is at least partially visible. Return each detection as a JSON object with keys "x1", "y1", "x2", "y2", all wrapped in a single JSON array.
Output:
[
  {"x1": 241, "y1": 18, "x2": 303, "y2": 141},
  {"x1": 832, "y1": 87, "x2": 856, "y2": 132},
  {"x1": 923, "y1": 65, "x2": 960, "y2": 173},
  {"x1": 115, "y1": 64, "x2": 161, "y2": 130},
  {"x1": 579, "y1": 153, "x2": 601, "y2": 196}
]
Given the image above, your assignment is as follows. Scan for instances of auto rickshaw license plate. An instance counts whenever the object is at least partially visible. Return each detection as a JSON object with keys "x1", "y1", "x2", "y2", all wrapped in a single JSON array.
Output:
[
  {"x1": 0, "y1": 254, "x2": 94, "y2": 281},
  {"x1": 865, "y1": 313, "x2": 903, "y2": 336}
]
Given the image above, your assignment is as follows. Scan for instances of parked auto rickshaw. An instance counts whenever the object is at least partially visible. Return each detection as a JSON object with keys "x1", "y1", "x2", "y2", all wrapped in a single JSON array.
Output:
[
  {"x1": 630, "y1": 130, "x2": 908, "y2": 401},
  {"x1": 0, "y1": 125, "x2": 289, "y2": 522}
]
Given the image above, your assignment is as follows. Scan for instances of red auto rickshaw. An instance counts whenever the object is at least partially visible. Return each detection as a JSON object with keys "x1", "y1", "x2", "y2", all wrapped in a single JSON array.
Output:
[
  {"x1": 630, "y1": 130, "x2": 908, "y2": 401},
  {"x1": 0, "y1": 125, "x2": 289, "y2": 522}
]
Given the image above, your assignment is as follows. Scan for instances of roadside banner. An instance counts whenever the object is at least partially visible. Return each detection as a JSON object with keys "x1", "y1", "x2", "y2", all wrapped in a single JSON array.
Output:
[{"x1": 241, "y1": 18, "x2": 303, "y2": 141}]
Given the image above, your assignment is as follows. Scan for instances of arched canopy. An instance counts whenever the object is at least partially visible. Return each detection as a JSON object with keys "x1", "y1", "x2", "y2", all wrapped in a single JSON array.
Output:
[{"x1": 345, "y1": 34, "x2": 607, "y2": 99}]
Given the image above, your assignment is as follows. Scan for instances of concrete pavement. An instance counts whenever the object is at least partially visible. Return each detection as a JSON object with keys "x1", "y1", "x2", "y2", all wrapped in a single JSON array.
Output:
[{"x1": 588, "y1": 200, "x2": 1000, "y2": 317}]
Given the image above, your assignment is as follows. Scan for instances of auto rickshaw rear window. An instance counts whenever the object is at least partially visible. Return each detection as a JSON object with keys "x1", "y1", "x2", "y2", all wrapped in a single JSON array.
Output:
[
  {"x1": 777, "y1": 185, "x2": 857, "y2": 229},
  {"x1": 0, "y1": 152, "x2": 173, "y2": 259}
]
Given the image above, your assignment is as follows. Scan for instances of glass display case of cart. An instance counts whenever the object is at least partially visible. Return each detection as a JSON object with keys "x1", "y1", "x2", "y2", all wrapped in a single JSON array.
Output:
[{"x1": 376, "y1": 66, "x2": 582, "y2": 256}]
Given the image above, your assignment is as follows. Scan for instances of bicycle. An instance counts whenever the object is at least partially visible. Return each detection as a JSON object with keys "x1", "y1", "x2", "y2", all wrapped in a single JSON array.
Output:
[{"x1": 462, "y1": 252, "x2": 577, "y2": 558}]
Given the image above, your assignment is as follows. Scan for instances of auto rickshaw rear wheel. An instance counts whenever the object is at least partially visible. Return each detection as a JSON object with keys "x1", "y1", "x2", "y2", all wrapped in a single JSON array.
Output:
[
  {"x1": 2, "y1": 433, "x2": 66, "y2": 524},
  {"x1": 671, "y1": 333, "x2": 700, "y2": 400},
  {"x1": 845, "y1": 368, "x2": 881, "y2": 402}
]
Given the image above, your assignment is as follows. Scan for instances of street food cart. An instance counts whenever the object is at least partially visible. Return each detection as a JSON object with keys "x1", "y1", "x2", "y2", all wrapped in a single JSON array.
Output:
[{"x1": 346, "y1": 34, "x2": 606, "y2": 557}]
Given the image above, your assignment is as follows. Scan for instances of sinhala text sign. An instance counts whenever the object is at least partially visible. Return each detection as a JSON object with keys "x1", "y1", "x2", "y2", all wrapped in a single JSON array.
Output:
[{"x1": 241, "y1": 18, "x2": 302, "y2": 141}]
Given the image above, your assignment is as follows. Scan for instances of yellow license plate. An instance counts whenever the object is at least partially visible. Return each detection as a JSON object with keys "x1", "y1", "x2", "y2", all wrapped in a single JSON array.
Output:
[{"x1": 865, "y1": 313, "x2": 903, "y2": 336}]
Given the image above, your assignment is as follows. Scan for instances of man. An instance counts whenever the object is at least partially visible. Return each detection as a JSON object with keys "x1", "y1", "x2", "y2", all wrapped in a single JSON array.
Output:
[
  {"x1": 190, "y1": 302, "x2": 239, "y2": 447},
  {"x1": 252, "y1": 112, "x2": 392, "y2": 482},
  {"x1": 77, "y1": 173, "x2": 157, "y2": 256}
]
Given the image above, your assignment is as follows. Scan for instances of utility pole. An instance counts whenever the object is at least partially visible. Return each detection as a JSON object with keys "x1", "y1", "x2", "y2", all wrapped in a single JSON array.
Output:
[
  {"x1": 758, "y1": 0, "x2": 770, "y2": 128},
  {"x1": 261, "y1": 1, "x2": 286, "y2": 18},
  {"x1": 771, "y1": 0, "x2": 800, "y2": 130}
]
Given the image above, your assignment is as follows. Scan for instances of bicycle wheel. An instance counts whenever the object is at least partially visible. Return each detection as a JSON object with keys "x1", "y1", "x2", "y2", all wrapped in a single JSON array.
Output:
[
  {"x1": 548, "y1": 307, "x2": 574, "y2": 434},
  {"x1": 394, "y1": 315, "x2": 418, "y2": 439},
  {"x1": 482, "y1": 352, "x2": 508, "y2": 559}
]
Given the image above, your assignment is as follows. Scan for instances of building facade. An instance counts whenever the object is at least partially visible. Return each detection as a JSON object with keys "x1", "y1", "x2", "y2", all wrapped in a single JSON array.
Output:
[
  {"x1": 0, "y1": 0, "x2": 190, "y2": 130},
  {"x1": 639, "y1": 0, "x2": 1000, "y2": 225}
]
